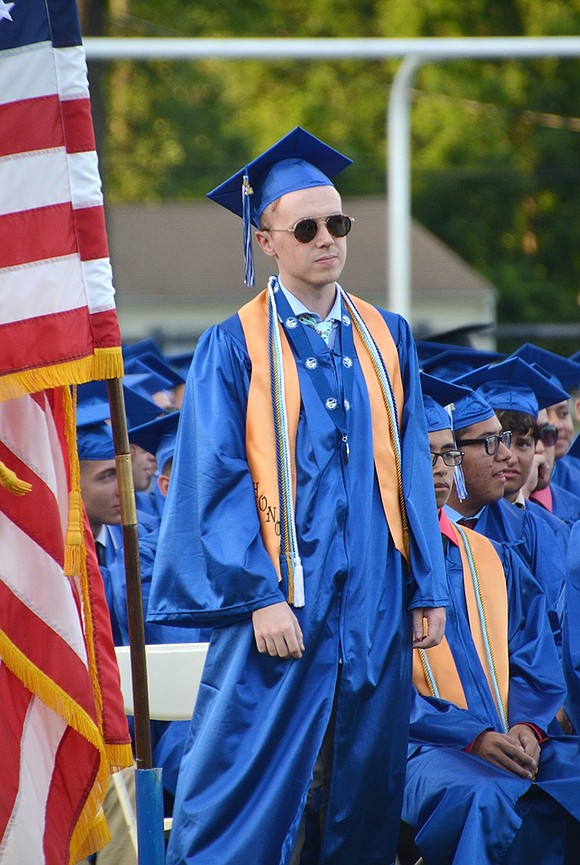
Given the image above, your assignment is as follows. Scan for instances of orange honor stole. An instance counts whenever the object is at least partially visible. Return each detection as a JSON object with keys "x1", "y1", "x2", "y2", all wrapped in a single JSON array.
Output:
[
  {"x1": 413, "y1": 517, "x2": 509, "y2": 725},
  {"x1": 239, "y1": 288, "x2": 409, "y2": 591}
]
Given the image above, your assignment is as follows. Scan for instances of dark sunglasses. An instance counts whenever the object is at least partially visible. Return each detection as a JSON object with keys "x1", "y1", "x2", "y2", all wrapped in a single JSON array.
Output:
[
  {"x1": 266, "y1": 213, "x2": 354, "y2": 244},
  {"x1": 538, "y1": 423, "x2": 559, "y2": 447},
  {"x1": 455, "y1": 430, "x2": 512, "y2": 456}
]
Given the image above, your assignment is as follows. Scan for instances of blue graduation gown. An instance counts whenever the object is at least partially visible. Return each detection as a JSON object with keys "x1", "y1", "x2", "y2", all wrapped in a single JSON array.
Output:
[
  {"x1": 148, "y1": 298, "x2": 448, "y2": 865},
  {"x1": 550, "y1": 482, "x2": 580, "y2": 524},
  {"x1": 464, "y1": 499, "x2": 566, "y2": 654},
  {"x1": 552, "y1": 450, "x2": 580, "y2": 497},
  {"x1": 562, "y1": 523, "x2": 580, "y2": 733},
  {"x1": 403, "y1": 536, "x2": 580, "y2": 865}
]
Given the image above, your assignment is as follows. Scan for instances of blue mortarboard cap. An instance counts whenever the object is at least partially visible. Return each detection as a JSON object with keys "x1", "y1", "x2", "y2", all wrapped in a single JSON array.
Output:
[
  {"x1": 166, "y1": 349, "x2": 194, "y2": 379},
  {"x1": 454, "y1": 357, "x2": 569, "y2": 417},
  {"x1": 77, "y1": 378, "x2": 160, "y2": 428},
  {"x1": 420, "y1": 372, "x2": 472, "y2": 433},
  {"x1": 206, "y1": 127, "x2": 352, "y2": 287},
  {"x1": 76, "y1": 400, "x2": 111, "y2": 428},
  {"x1": 77, "y1": 421, "x2": 115, "y2": 461},
  {"x1": 450, "y1": 389, "x2": 496, "y2": 432},
  {"x1": 511, "y1": 343, "x2": 580, "y2": 391},
  {"x1": 415, "y1": 340, "x2": 458, "y2": 363},
  {"x1": 123, "y1": 359, "x2": 174, "y2": 394},
  {"x1": 128, "y1": 410, "x2": 180, "y2": 460},
  {"x1": 129, "y1": 352, "x2": 186, "y2": 388},
  {"x1": 420, "y1": 347, "x2": 505, "y2": 380},
  {"x1": 122, "y1": 337, "x2": 165, "y2": 363},
  {"x1": 569, "y1": 350, "x2": 580, "y2": 366},
  {"x1": 422, "y1": 395, "x2": 453, "y2": 433},
  {"x1": 420, "y1": 373, "x2": 471, "y2": 500}
]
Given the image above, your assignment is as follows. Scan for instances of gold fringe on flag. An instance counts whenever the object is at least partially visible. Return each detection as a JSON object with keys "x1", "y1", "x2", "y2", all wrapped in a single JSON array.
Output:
[
  {"x1": 0, "y1": 347, "x2": 124, "y2": 403},
  {"x1": 63, "y1": 385, "x2": 83, "y2": 578},
  {"x1": 0, "y1": 627, "x2": 113, "y2": 863},
  {"x1": 0, "y1": 460, "x2": 32, "y2": 495}
]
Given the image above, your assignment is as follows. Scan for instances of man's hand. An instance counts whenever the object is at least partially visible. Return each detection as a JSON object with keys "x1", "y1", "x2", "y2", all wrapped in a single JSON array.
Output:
[
  {"x1": 412, "y1": 607, "x2": 446, "y2": 649},
  {"x1": 252, "y1": 602, "x2": 305, "y2": 659},
  {"x1": 471, "y1": 728, "x2": 539, "y2": 780}
]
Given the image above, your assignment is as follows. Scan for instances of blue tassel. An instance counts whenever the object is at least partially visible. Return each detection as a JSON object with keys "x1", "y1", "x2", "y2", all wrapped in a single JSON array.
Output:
[
  {"x1": 242, "y1": 171, "x2": 255, "y2": 288},
  {"x1": 446, "y1": 402, "x2": 468, "y2": 501},
  {"x1": 454, "y1": 464, "x2": 468, "y2": 501}
]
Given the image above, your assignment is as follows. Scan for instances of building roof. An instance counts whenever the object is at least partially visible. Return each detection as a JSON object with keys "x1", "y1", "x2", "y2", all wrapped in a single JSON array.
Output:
[{"x1": 107, "y1": 197, "x2": 496, "y2": 341}]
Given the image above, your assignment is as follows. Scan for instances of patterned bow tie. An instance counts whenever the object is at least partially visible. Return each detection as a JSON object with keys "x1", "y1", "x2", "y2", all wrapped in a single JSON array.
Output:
[{"x1": 298, "y1": 313, "x2": 335, "y2": 346}]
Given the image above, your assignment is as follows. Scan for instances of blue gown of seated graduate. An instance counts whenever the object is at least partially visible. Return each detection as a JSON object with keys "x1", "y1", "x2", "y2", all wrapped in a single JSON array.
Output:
[
  {"x1": 461, "y1": 498, "x2": 567, "y2": 655},
  {"x1": 148, "y1": 296, "x2": 448, "y2": 865},
  {"x1": 562, "y1": 523, "x2": 580, "y2": 734},
  {"x1": 403, "y1": 532, "x2": 580, "y2": 865},
  {"x1": 551, "y1": 448, "x2": 580, "y2": 497},
  {"x1": 549, "y1": 481, "x2": 580, "y2": 524}
]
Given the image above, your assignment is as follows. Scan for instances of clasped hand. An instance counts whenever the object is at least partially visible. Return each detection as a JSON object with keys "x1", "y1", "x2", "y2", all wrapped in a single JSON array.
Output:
[{"x1": 471, "y1": 724, "x2": 541, "y2": 780}]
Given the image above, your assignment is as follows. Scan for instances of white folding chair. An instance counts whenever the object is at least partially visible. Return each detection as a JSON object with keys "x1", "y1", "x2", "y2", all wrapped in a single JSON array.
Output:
[
  {"x1": 115, "y1": 642, "x2": 209, "y2": 721},
  {"x1": 113, "y1": 642, "x2": 209, "y2": 835}
]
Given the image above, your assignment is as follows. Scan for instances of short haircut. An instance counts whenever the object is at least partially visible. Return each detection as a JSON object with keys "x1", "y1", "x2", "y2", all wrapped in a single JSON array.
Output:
[{"x1": 495, "y1": 409, "x2": 537, "y2": 440}]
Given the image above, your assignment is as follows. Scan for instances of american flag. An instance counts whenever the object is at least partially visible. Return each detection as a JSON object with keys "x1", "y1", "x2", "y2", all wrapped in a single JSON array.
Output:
[
  {"x1": 0, "y1": 0, "x2": 123, "y2": 401},
  {"x1": 0, "y1": 1, "x2": 133, "y2": 862}
]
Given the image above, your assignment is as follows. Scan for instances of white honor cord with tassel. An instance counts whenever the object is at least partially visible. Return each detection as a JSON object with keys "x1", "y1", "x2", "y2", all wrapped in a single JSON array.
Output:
[{"x1": 268, "y1": 279, "x2": 305, "y2": 607}]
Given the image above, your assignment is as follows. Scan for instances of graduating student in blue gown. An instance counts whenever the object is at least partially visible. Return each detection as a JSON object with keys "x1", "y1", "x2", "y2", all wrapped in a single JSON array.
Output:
[
  {"x1": 402, "y1": 384, "x2": 580, "y2": 865},
  {"x1": 442, "y1": 382, "x2": 568, "y2": 658},
  {"x1": 552, "y1": 433, "x2": 580, "y2": 496},
  {"x1": 563, "y1": 523, "x2": 580, "y2": 736},
  {"x1": 148, "y1": 128, "x2": 448, "y2": 865}
]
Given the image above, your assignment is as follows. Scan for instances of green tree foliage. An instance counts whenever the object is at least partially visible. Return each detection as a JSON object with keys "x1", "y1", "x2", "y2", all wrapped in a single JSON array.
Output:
[{"x1": 100, "y1": 0, "x2": 580, "y2": 325}]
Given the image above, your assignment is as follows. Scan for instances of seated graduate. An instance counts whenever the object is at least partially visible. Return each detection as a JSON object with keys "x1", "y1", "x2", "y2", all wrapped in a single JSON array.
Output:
[
  {"x1": 442, "y1": 381, "x2": 567, "y2": 659},
  {"x1": 128, "y1": 409, "x2": 211, "y2": 816},
  {"x1": 563, "y1": 522, "x2": 580, "y2": 737},
  {"x1": 402, "y1": 375, "x2": 580, "y2": 865},
  {"x1": 511, "y1": 343, "x2": 580, "y2": 512}
]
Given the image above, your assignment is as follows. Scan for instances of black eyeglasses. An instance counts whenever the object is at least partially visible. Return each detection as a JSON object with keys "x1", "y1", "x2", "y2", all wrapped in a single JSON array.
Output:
[
  {"x1": 265, "y1": 213, "x2": 354, "y2": 244},
  {"x1": 538, "y1": 423, "x2": 559, "y2": 447},
  {"x1": 455, "y1": 430, "x2": 512, "y2": 456},
  {"x1": 431, "y1": 450, "x2": 464, "y2": 467}
]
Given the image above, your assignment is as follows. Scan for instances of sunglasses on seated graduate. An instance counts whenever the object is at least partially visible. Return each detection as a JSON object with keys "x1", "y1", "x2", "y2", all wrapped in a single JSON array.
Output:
[{"x1": 264, "y1": 213, "x2": 354, "y2": 244}]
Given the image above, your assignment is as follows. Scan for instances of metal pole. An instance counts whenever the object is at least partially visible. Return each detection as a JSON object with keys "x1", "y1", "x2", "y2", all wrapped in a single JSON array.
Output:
[
  {"x1": 387, "y1": 53, "x2": 423, "y2": 321},
  {"x1": 84, "y1": 35, "x2": 580, "y2": 62}
]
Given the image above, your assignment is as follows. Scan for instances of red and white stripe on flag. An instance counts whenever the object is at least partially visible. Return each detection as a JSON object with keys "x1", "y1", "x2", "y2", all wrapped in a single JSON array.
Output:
[
  {"x1": 0, "y1": 0, "x2": 123, "y2": 400},
  {"x1": 0, "y1": 388, "x2": 132, "y2": 865}
]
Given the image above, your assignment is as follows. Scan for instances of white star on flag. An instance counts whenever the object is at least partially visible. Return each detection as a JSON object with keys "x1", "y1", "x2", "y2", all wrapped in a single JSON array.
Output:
[{"x1": 0, "y1": 0, "x2": 15, "y2": 23}]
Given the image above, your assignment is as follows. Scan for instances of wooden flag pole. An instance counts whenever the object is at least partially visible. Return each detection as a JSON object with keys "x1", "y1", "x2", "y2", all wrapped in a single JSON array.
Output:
[
  {"x1": 106, "y1": 377, "x2": 152, "y2": 769},
  {"x1": 106, "y1": 378, "x2": 165, "y2": 865}
]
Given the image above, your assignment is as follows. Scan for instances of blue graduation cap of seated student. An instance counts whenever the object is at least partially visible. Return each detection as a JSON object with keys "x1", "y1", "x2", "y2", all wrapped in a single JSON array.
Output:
[
  {"x1": 122, "y1": 337, "x2": 165, "y2": 363},
  {"x1": 421, "y1": 373, "x2": 472, "y2": 500},
  {"x1": 129, "y1": 410, "x2": 180, "y2": 472},
  {"x1": 420, "y1": 347, "x2": 505, "y2": 381},
  {"x1": 126, "y1": 352, "x2": 186, "y2": 389},
  {"x1": 77, "y1": 420, "x2": 115, "y2": 461},
  {"x1": 448, "y1": 387, "x2": 496, "y2": 432},
  {"x1": 454, "y1": 356, "x2": 570, "y2": 417},
  {"x1": 511, "y1": 343, "x2": 580, "y2": 391},
  {"x1": 77, "y1": 377, "x2": 161, "y2": 429},
  {"x1": 420, "y1": 372, "x2": 472, "y2": 433},
  {"x1": 166, "y1": 349, "x2": 195, "y2": 380},
  {"x1": 206, "y1": 126, "x2": 353, "y2": 288}
]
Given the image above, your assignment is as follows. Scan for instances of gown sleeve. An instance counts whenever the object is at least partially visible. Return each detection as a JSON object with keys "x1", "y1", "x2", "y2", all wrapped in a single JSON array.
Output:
[{"x1": 147, "y1": 322, "x2": 286, "y2": 627}]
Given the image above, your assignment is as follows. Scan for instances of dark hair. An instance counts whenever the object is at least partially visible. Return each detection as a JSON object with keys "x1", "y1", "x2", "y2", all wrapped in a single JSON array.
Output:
[
  {"x1": 160, "y1": 456, "x2": 174, "y2": 476},
  {"x1": 495, "y1": 409, "x2": 537, "y2": 440}
]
